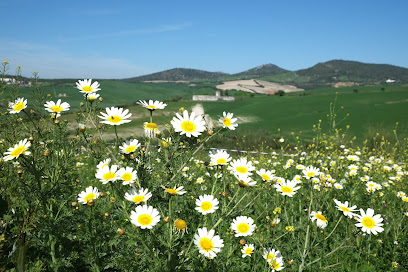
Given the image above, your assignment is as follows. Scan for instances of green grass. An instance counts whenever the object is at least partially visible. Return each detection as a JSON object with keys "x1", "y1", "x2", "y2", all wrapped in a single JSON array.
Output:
[{"x1": 7, "y1": 81, "x2": 408, "y2": 145}]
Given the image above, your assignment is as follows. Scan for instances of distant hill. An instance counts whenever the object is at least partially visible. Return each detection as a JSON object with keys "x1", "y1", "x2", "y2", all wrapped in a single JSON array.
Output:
[
  {"x1": 233, "y1": 63, "x2": 289, "y2": 77},
  {"x1": 296, "y1": 60, "x2": 408, "y2": 84},
  {"x1": 124, "y1": 68, "x2": 229, "y2": 82},
  {"x1": 118, "y1": 60, "x2": 408, "y2": 87}
]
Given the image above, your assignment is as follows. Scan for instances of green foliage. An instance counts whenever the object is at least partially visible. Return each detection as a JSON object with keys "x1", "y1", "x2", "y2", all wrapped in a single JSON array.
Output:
[{"x1": 1, "y1": 64, "x2": 408, "y2": 271}]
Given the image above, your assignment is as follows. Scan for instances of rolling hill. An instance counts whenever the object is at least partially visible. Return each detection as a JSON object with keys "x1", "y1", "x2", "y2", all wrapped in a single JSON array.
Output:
[
  {"x1": 121, "y1": 60, "x2": 408, "y2": 87},
  {"x1": 124, "y1": 68, "x2": 229, "y2": 82},
  {"x1": 233, "y1": 63, "x2": 289, "y2": 77},
  {"x1": 296, "y1": 60, "x2": 408, "y2": 84}
]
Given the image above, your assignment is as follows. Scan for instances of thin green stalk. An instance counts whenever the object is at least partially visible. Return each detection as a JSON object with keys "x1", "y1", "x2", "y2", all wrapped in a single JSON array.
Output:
[
  {"x1": 299, "y1": 188, "x2": 313, "y2": 272},
  {"x1": 169, "y1": 128, "x2": 222, "y2": 183},
  {"x1": 167, "y1": 197, "x2": 173, "y2": 265},
  {"x1": 213, "y1": 191, "x2": 248, "y2": 229}
]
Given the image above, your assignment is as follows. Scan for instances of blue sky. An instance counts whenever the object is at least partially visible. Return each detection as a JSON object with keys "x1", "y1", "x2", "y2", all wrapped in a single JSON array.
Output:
[{"x1": 1, "y1": 0, "x2": 408, "y2": 79}]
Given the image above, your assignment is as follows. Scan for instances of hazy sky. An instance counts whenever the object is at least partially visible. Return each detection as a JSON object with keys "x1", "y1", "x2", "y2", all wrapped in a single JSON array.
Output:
[{"x1": 1, "y1": 0, "x2": 407, "y2": 79}]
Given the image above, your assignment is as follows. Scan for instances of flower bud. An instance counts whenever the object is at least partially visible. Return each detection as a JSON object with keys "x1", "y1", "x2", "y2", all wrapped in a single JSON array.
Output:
[
  {"x1": 117, "y1": 228, "x2": 125, "y2": 235},
  {"x1": 87, "y1": 199, "x2": 94, "y2": 207},
  {"x1": 164, "y1": 217, "x2": 170, "y2": 223},
  {"x1": 239, "y1": 239, "x2": 246, "y2": 245},
  {"x1": 78, "y1": 123, "x2": 86, "y2": 132}
]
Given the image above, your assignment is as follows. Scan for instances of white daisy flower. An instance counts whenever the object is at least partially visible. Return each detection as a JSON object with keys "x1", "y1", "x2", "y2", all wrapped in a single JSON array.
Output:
[
  {"x1": 76, "y1": 78, "x2": 101, "y2": 94},
  {"x1": 231, "y1": 216, "x2": 256, "y2": 237},
  {"x1": 95, "y1": 165, "x2": 119, "y2": 184},
  {"x1": 195, "y1": 194, "x2": 219, "y2": 215},
  {"x1": 355, "y1": 208, "x2": 384, "y2": 235},
  {"x1": 130, "y1": 205, "x2": 161, "y2": 229},
  {"x1": 85, "y1": 92, "x2": 100, "y2": 102},
  {"x1": 334, "y1": 183, "x2": 343, "y2": 189},
  {"x1": 274, "y1": 179, "x2": 301, "y2": 197},
  {"x1": 229, "y1": 157, "x2": 255, "y2": 179},
  {"x1": 44, "y1": 99, "x2": 70, "y2": 117},
  {"x1": 302, "y1": 165, "x2": 320, "y2": 179},
  {"x1": 292, "y1": 175, "x2": 302, "y2": 183},
  {"x1": 241, "y1": 244, "x2": 255, "y2": 258},
  {"x1": 219, "y1": 111, "x2": 238, "y2": 130},
  {"x1": 98, "y1": 107, "x2": 132, "y2": 126},
  {"x1": 8, "y1": 97, "x2": 27, "y2": 114},
  {"x1": 78, "y1": 186, "x2": 100, "y2": 204},
  {"x1": 96, "y1": 158, "x2": 111, "y2": 169},
  {"x1": 117, "y1": 166, "x2": 137, "y2": 185},
  {"x1": 125, "y1": 188, "x2": 152, "y2": 204},
  {"x1": 236, "y1": 175, "x2": 257, "y2": 187},
  {"x1": 269, "y1": 256, "x2": 285, "y2": 271},
  {"x1": 165, "y1": 186, "x2": 187, "y2": 196},
  {"x1": 397, "y1": 191, "x2": 406, "y2": 198},
  {"x1": 171, "y1": 110, "x2": 206, "y2": 138},
  {"x1": 194, "y1": 227, "x2": 224, "y2": 258},
  {"x1": 263, "y1": 248, "x2": 283, "y2": 262},
  {"x1": 3, "y1": 139, "x2": 31, "y2": 161},
  {"x1": 196, "y1": 177, "x2": 205, "y2": 184},
  {"x1": 256, "y1": 168, "x2": 274, "y2": 182},
  {"x1": 209, "y1": 149, "x2": 231, "y2": 166},
  {"x1": 144, "y1": 122, "x2": 159, "y2": 138},
  {"x1": 119, "y1": 139, "x2": 141, "y2": 154},
  {"x1": 138, "y1": 100, "x2": 167, "y2": 110},
  {"x1": 310, "y1": 211, "x2": 328, "y2": 229},
  {"x1": 333, "y1": 199, "x2": 358, "y2": 218}
]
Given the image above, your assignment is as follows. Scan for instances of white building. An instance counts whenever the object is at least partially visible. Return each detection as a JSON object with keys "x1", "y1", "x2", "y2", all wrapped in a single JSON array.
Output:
[{"x1": 192, "y1": 90, "x2": 235, "y2": 101}]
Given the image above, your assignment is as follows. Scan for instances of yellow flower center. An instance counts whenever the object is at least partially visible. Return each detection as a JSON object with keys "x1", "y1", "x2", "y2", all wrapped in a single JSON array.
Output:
[
  {"x1": 270, "y1": 260, "x2": 280, "y2": 270},
  {"x1": 244, "y1": 247, "x2": 253, "y2": 255},
  {"x1": 223, "y1": 118, "x2": 231, "y2": 127},
  {"x1": 103, "y1": 172, "x2": 116, "y2": 181},
  {"x1": 125, "y1": 146, "x2": 136, "y2": 153},
  {"x1": 174, "y1": 219, "x2": 187, "y2": 231},
  {"x1": 236, "y1": 166, "x2": 248, "y2": 174},
  {"x1": 121, "y1": 173, "x2": 132, "y2": 181},
  {"x1": 146, "y1": 105, "x2": 157, "y2": 109},
  {"x1": 11, "y1": 146, "x2": 25, "y2": 157},
  {"x1": 82, "y1": 86, "x2": 93, "y2": 92},
  {"x1": 315, "y1": 213, "x2": 327, "y2": 222},
  {"x1": 181, "y1": 121, "x2": 196, "y2": 133},
  {"x1": 281, "y1": 186, "x2": 293, "y2": 193},
  {"x1": 145, "y1": 122, "x2": 158, "y2": 130},
  {"x1": 362, "y1": 217, "x2": 375, "y2": 228},
  {"x1": 261, "y1": 174, "x2": 270, "y2": 181},
  {"x1": 166, "y1": 188, "x2": 178, "y2": 195},
  {"x1": 216, "y1": 158, "x2": 226, "y2": 164},
  {"x1": 267, "y1": 253, "x2": 276, "y2": 260},
  {"x1": 84, "y1": 193, "x2": 95, "y2": 202},
  {"x1": 13, "y1": 102, "x2": 25, "y2": 112},
  {"x1": 340, "y1": 206, "x2": 350, "y2": 213},
  {"x1": 131, "y1": 195, "x2": 145, "y2": 203},
  {"x1": 402, "y1": 197, "x2": 408, "y2": 202},
  {"x1": 237, "y1": 223, "x2": 250, "y2": 233},
  {"x1": 201, "y1": 201, "x2": 212, "y2": 211},
  {"x1": 109, "y1": 115, "x2": 122, "y2": 123},
  {"x1": 50, "y1": 105, "x2": 63, "y2": 113},
  {"x1": 307, "y1": 172, "x2": 315, "y2": 178},
  {"x1": 138, "y1": 214, "x2": 153, "y2": 226},
  {"x1": 200, "y1": 237, "x2": 213, "y2": 252}
]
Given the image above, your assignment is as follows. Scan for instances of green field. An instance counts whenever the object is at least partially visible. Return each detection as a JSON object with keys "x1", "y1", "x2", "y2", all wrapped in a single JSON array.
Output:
[{"x1": 7, "y1": 81, "x2": 408, "y2": 146}]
